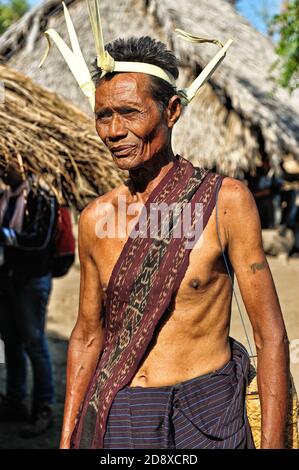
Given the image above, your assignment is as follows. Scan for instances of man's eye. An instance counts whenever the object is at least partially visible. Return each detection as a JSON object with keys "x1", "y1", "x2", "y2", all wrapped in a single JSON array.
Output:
[
  {"x1": 96, "y1": 115, "x2": 110, "y2": 121},
  {"x1": 122, "y1": 108, "x2": 136, "y2": 114}
]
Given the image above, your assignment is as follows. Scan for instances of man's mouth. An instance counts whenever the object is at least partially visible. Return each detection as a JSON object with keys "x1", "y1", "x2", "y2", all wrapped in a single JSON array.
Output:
[{"x1": 110, "y1": 145, "x2": 135, "y2": 157}]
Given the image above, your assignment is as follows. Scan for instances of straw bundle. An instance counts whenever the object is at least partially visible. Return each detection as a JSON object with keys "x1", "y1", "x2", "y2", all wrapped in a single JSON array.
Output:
[
  {"x1": 0, "y1": 64, "x2": 125, "y2": 209},
  {"x1": 1, "y1": 0, "x2": 299, "y2": 176}
]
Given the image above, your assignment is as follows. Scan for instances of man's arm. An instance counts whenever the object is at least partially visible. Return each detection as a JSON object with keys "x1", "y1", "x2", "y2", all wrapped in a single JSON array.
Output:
[
  {"x1": 218, "y1": 178, "x2": 289, "y2": 449},
  {"x1": 60, "y1": 204, "x2": 105, "y2": 449}
]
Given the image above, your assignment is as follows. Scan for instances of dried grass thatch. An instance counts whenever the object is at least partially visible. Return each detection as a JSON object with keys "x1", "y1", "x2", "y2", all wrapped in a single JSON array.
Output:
[
  {"x1": 1, "y1": 0, "x2": 299, "y2": 177},
  {"x1": 0, "y1": 64, "x2": 125, "y2": 209}
]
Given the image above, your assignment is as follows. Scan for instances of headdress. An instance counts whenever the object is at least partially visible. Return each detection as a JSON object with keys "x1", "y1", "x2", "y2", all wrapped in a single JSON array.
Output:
[{"x1": 39, "y1": 1, "x2": 233, "y2": 110}]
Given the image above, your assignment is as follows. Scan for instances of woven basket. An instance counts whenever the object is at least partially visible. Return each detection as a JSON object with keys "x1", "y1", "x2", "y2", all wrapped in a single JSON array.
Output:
[{"x1": 246, "y1": 361, "x2": 299, "y2": 449}]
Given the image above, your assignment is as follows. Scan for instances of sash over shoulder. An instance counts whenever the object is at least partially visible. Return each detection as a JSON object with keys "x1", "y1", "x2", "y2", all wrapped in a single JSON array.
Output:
[{"x1": 70, "y1": 155, "x2": 225, "y2": 448}]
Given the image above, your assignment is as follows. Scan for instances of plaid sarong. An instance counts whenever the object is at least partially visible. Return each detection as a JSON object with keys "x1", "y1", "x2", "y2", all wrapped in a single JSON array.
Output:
[{"x1": 103, "y1": 338, "x2": 254, "y2": 449}]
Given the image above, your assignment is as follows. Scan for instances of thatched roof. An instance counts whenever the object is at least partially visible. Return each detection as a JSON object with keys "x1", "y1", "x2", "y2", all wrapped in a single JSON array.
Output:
[
  {"x1": 1, "y1": 0, "x2": 299, "y2": 176},
  {"x1": 0, "y1": 64, "x2": 124, "y2": 209}
]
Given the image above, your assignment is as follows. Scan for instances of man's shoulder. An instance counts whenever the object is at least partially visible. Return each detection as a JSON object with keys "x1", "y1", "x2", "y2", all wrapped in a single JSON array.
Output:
[
  {"x1": 79, "y1": 183, "x2": 128, "y2": 224},
  {"x1": 216, "y1": 176, "x2": 260, "y2": 241},
  {"x1": 218, "y1": 176, "x2": 255, "y2": 210}
]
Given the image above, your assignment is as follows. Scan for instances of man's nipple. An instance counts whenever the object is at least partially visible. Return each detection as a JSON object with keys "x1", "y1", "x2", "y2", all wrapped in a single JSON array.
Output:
[{"x1": 189, "y1": 278, "x2": 200, "y2": 289}]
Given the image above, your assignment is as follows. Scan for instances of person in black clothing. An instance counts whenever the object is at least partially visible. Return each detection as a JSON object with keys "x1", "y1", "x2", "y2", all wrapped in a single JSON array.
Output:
[
  {"x1": 246, "y1": 160, "x2": 283, "y2": 229},
  {"x1": 0, "y1": 161, "x2": 58, "y2": 438}
]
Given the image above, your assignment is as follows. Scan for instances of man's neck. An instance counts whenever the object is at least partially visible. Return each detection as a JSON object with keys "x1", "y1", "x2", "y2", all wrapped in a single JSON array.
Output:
[{"x1": 128, "y1": 150, "x2": 177, "y2": 204}]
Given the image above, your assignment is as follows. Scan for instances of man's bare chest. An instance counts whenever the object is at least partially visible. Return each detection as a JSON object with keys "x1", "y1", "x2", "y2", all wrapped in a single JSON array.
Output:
[{"x1": 91, "y1": 213, "x2": 226, "y2": 305}]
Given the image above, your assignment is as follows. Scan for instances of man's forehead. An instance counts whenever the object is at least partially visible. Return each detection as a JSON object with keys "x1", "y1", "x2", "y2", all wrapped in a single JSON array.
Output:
[{"x1": 95, "y1": 73, "x2": 151, "y2": 106}]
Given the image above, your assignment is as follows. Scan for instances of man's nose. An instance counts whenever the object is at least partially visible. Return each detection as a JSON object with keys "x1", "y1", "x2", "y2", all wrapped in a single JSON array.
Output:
[{"x1": 108, "y1": 114, "x2": 127, "y2": 140}]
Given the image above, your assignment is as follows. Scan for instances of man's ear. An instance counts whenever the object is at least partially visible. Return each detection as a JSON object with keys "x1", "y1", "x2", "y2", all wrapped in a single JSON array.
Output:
[{"x1": 165, "y1": 95, "x2": 182, "y2": 128}]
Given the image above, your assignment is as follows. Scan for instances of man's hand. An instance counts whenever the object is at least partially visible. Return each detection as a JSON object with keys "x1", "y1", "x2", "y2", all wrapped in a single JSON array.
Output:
[{"x1": 218, "y1": 178, "x2": 289, "y2": 449}]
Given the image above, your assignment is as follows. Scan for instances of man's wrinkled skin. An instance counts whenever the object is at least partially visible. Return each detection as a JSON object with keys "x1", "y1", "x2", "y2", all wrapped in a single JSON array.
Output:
[{"x1": 59, "y1": 73, "x2": 289, "y2": 449}]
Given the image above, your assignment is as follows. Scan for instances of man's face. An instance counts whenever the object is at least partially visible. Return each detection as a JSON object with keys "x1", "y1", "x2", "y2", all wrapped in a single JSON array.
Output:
[{"x1": 94, "y1": 73, "x2": 174, "y2": 171}]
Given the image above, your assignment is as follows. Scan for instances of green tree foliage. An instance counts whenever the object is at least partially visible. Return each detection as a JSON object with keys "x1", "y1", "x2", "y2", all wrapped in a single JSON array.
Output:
[
  {"x1": 0, "y1": 0, "x2": 29, "y2": 35},
  {"x1": 271, "y1": 0, "x2": 299, "y2": 93}
]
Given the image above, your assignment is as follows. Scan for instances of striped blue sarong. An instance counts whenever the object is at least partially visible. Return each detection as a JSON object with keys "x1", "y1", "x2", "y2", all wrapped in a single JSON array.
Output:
[{"x1": 103, "y1": 338, "x2": 255, "y2": 449}]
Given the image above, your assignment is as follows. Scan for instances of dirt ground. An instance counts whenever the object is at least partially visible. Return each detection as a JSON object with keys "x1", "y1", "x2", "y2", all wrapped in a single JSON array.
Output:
[{"x1": 0, "y1": 252, "x2": 298, "y2": 448}]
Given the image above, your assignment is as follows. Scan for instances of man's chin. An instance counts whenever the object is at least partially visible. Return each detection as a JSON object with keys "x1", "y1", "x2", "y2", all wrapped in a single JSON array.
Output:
[{"x1": 112, "y1": 154, "x2": 141, "y2": 171}]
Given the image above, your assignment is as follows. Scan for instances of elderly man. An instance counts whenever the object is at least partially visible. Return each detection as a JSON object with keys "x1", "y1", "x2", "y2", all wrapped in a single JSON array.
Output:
[{"x1": 58, "y1": 36, "x2": 289, "y2": 450}]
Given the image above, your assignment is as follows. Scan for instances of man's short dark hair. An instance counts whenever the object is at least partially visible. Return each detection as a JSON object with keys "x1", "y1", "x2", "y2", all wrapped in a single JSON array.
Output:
[{"x1": 91, "y1": 36, "x2": 179, "y2": 110}]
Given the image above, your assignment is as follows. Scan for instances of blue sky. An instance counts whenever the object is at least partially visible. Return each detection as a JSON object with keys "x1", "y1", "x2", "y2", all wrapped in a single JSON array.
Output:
[
  {"x1": 237, "y1": 0, "x2": 280, "y2": 34},
  {"x1": 27, "y1": 0, "x2": 281, "y2": 35}
]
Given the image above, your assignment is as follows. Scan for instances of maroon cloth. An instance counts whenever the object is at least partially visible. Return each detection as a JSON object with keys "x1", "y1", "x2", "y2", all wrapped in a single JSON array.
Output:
[
  {"x1": 50, "y1": 206, "x2": 75, "y2": 278},
  {"x1": 70, "y1": 155, "x2": 225, "y2": 448},
  {"x1": 53, "y1": 207, "x2": 75, "y2": 256}
]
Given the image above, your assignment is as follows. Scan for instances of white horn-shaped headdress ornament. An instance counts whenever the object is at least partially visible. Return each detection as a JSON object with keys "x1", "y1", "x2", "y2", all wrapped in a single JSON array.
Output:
[{"x1": 39, "y1": 1, "x2": 233, "y2": 111}]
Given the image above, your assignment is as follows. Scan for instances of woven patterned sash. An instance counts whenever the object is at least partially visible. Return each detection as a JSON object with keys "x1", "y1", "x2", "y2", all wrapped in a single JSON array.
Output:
[{"x1": 71, "y1": 155, "x2": 225, "y2": 448}]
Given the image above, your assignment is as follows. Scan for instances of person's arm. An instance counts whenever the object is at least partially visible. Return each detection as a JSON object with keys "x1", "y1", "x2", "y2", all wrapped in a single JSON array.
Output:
[
  {"x1": 0, "y1": 191, "x2": 56, "y2": 250},
  {"x1": 218, "y1": 178, "x2": 289, "y2": 449},
  {"x1": 60, "y1": 204, "x2": 105, "y2": 449}
]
